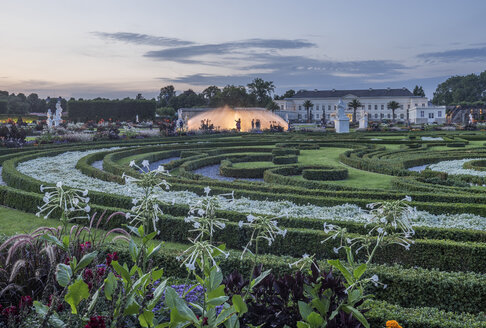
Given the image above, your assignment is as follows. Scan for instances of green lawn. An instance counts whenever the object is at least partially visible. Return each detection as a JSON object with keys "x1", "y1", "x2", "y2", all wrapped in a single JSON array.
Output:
[
  {"x1": 298, "y1": 148, "x2": 393, "y2": 189},
  {"x1": 0, "y1": 206, "x2": 188, "y2": 251},
  {"x1": 232, "y1": 147, "x2": 394, "y2": 190}
]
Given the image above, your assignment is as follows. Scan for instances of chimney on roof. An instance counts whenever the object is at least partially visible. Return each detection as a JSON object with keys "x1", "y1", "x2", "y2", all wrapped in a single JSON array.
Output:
[
  {"x1": 402, "y1": 87, "x2": 406, "y2": 90},
  {"x1": 387, "y1": 87, "x2": 391, "y2": 91},
  {"x1": 369, "y1": 88, "x2": 373, "y2": 91},
  {"x1": 331, "y1": 89, "x2": 336, "y2": 92}
]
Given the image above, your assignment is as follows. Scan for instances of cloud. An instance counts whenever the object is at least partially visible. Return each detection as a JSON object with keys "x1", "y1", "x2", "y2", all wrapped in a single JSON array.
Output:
[
  {"x1": 417, "y1": 46, "x2": 486, "y2": 63},
  {"x1": 144, "y1": 38, "x2": 315, "y2": 60},
  {"x1": 92, "y1": 32, "x2": 194, "y2": 47}
]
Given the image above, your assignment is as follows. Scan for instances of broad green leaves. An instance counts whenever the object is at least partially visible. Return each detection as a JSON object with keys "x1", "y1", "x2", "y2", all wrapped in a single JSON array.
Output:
[{"x1": 64, "y1": 279, "x2": 90, "y2": 314}]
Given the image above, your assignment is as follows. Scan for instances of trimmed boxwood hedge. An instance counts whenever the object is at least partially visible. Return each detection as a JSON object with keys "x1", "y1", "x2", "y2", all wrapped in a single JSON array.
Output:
[
  {"x1": 271, "y1": 147, "x2": 300, "y2": 156},
  {"x1": 464, "y1": 159, "x2": 486, "y2": 171},
  {"x1": 219, "y1": 159, "x2": 273, "y2": 178},
  {"x1": 272, "y1": 155, "x2": 298, "y2": 164},
  {"x1": 302, "y1": 167, "x2": 348, "y2": 181}
]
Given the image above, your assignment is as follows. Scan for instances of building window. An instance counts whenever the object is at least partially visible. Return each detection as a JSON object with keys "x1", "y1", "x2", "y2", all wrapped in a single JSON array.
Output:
[
  {"x1": 380, "y1": 113, "x2": 384, "y2": 118},
  {"x1": 368, "y1": 105, "x2": 371, "y2": 110},
  {"x1": 422, "y1": 103, "x2": 426, "y2": 107},
  {"x1": 298, "y1": 114, "x2": 301, "y2": 119},
  {"x1": 381, "y1": 104, "x2": 384, "y2": 110},
  {"x1": 328, "y1": 105, "x2": 331, "y2": 111},
  {"x1": 438, "y1": 111, "x2": 442, "y2": 117},
  {"x1": 334, "y1": 106, "x2": 337, "y2": 110},
  {"x1": 316, "y1": 105, "x2": 319, "y2": 110},
  {"x1": 420, "y1": 111, "x2": 425, "y2": 118},
  {"x1": 375, "y1": 114, "x2": 378, "y2": 118},
  {"x1": 316, "y1": 114, "x2": 319, "y2": 119},
  {"x1": 327, "y1": 114, "x2": 330, "y2": 119},
  {"x1": 374, "y1": 105, "x2": 378, "y2": 110},
  {"x1": 400, "y1": 114, "x2": 404, "y2": 119},
  {"x1": 387, "y1": 114, "x2": 391, "y2": 118},
  {"x1": 299, "y1": 106, "x2": 302, "y2": 111},
  {"x1": 280, "y1": 105, "x2": 284, "y2": 110},
  {"x1": 415, "y1": 103, "x2": 418, "y2": 107},
  {"x1": 428, "y1": 113, "x2": 434, "y2": 119},
  {"x1": 408, "y1": 104, "x2": 410, "y2": 109}
]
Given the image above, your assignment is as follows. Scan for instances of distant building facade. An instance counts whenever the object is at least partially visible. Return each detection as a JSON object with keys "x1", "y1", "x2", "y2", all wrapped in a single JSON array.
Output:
[{"x1": 275, "y1": 88, "x2": 443, "y2": 123}]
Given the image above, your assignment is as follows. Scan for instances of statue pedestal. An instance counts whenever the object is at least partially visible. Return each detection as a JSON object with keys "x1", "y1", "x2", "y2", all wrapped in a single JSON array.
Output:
[{"x1": 334, "y1": 119, "x2": 349, "y2": 133}]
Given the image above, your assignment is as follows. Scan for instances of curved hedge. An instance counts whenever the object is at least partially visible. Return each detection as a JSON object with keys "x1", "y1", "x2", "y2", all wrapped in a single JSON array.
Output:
[
  {"x1": 302, "y1": 167, "x2": 348, "y2": 181},
  {"x1": 273, "y1": 155, "x2": 298, "y2": 164},
  {"x1": 463, "y1": 159, "x2": 486, "y2": 171}
]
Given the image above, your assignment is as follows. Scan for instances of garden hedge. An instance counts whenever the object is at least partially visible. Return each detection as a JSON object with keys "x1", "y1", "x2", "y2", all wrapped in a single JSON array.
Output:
[
  {"x1": 67, "y1": 99, "x2": 156, "y2": 121},
  {"x1": 302, "y1": 167, "x2": 348, "y2": 181}
]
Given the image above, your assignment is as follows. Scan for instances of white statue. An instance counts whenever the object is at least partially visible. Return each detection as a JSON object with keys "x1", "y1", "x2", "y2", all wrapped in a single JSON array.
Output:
[
  {"x1": 136, "y1": 114, "x2": 139, "y2": 123},
  {"x1": 359, "y1": 110, "x2": 368, "y2": 129},
  {"x1": 53, "y1": 99, "x2": 62, "y2": 127},
  {"x1": 334, "y1": 99, "x2": 350, "y2": 133},
  {"x1": 469, "y1": 113, "x2": 474, "y2": 124},
  {"x1": 285, "y1": 113, "x2": 289, "y2": 123},
  {"x1": 46, "y1": 109, "x2": 52, "y2": 128}
]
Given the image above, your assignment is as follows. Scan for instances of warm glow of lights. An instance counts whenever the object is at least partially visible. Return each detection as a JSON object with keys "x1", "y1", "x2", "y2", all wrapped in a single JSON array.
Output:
[{"x1": 187, "y1": 106, "x2": 287, "y2": 132}]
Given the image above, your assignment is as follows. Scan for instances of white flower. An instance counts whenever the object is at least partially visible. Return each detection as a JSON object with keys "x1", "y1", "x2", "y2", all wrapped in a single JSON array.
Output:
[
  {"x1": 125, "y1": 213, "x2": 131, "y2": 219},
  {"x1": 247, "y1": 214, "x2": 256, "y2": 223},
  {"x1": 85, "y1": 197, "x2": 90, "y2": 203},
  {"x1": 193, "y1": 222, "x2": 201, "y2": 229},
  {"x1": 333, "y1": 247, "x2": 341, "y2": 254},
  {"x1": 185, "y1": 263, "x2": 196, "y2": 271},
  {"x1": 84, "y1": 205, "x2": 91, "y2": 213},
  {"x1": 404, "y1": 195, "x2": 412, "y2": 202},
  {"x1": 40, "y1": 185, "x2": 45, "y2": 192},
  {"x1": 370, "y1": 274, "x2": 379, "y2": 282},
  {"x1": 56, "y1": 181, "x2": 63, "y2": 188},
  {"x1": 238, "y1": 221, "x2": 244, "y2": 228},
  {"x1": 204, "y1": 186, "x2": 211, "y2": 195},
  {"x1": 73, "y1": 198, "x2": 79, "y2": 205},
  {"x1": 197, "y1": 209, "x2": 205, "y2": 216},
  {"x1": 83, "y1": 189, "x2": 88, "y2": 197},
  {"x1": 129, "y1": 160, "x2": 136, "y2": 167},
  {"x1": 302, "y1": 253, "x2": 309, "y2": 258},
  {"x1": 377, "y1": 227, "x2": 384, "y2": 234},
  {"x1": 132, "y1": 198, "x2": 138, "y2": 205},
  {"x1": 141, "y1": 160, "x2": 150, "y2": 168}
]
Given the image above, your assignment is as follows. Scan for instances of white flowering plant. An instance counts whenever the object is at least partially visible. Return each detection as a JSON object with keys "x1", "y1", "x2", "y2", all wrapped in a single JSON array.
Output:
[
  {"x1": 36, "y1": 182, "x2": 91, "y2": 230},
  {"x1": 123, "y1": 160, "x2": 171, "y2": 234}
]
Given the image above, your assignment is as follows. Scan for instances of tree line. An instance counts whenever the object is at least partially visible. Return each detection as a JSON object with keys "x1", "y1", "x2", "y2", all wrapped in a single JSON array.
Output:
[
  {"x1": 157, "y1": 78, "x2": 280, "y2": 111},
  {"x1": 0, "y1": 91, "x2": 69, "y2": 115},
  {"x1": 432, "y1": 70, "x2": 486, "y2": 106}
]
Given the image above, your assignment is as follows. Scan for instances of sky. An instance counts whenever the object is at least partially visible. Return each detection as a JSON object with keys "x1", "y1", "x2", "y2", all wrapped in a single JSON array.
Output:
[{"x1": 1, "y1": 0, "x2": 485, "y2": 100}]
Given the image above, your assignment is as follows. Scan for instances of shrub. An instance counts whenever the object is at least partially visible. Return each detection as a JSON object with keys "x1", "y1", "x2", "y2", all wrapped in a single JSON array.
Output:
[
  {"x1": 463, "y1": 159, "x2": 486, "y2": 171},
  {"x1": 302, "y1": 167, "x2": 348, "y2": 181},
  {"x1": 272, "y1": 155, "x2": 298, "y2": 164},
  {"x1": 67, "y1": 99, "x2": 156, "y2": 121}
]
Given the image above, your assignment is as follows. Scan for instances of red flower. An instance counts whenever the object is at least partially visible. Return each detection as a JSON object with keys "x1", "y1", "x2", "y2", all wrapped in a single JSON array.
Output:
[
  {"x1": 2, "y1": 306, "x2": 17, "y2": 317},
  {"x1": 85, "y1": 315, "x2": 106, "y2": 328},
  {"x1": 80, "y1": 241, "x2": 92, "y2": 252},
  {"x1": 96, "y1": 266, "x2": 106, "y2": 278},
  {"x1": 19, "y1": 295, "x2": 33, "y2": 309},
  {"x1": 63, "y1": 257, "x2": 71, "y2": 265},
  {"x1": 105, "y1": 252, "x2": 119, "y2": 266}
]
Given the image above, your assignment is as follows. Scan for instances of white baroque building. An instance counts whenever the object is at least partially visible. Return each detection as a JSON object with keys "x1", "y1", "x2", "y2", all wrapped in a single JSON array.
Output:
[{"x1": 275, "y1": 88, "x2": 444, "y2": 124}]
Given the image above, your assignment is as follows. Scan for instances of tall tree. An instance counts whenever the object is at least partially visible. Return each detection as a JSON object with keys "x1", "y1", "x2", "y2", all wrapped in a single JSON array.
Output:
[
  {"x1": 136, "y1": 93, "x2": 144, "y2": 100},
  {"x1": 221, "y1": 85, "x2": 252, "y2": 107},
  {"x1": 247, "y1": 78, "x2": 275, "y2": 107},
  {"x1": 432, "y1": 71, "x2": 486, "y2": 105},
  {"x1": 413, "y1": 85, "x2": 425, "y2": 97},
  {"x1": 266, "y1": 100, "x2": 280, "y2": 113},
  {"x1": 347, "y1": 98, "x2": 362, "y2": 124},
  {"x1": 27, "y1": 93, "x2": 41, "y2": 112},
  {"x1": 202, "y1": 86, "x2": 221, "y2": 107},
  {"x1": 158, "y1": 85, "x2": 176, "y2": 107},
  {"x1": 387, "y1": 101, "x2": 400, "y2": 123},
  {"x1": 275, "y1": 89, "x2": 296, "y2": 100},
  {"x1": 303, "y1": 100, "x2": 314, "y2": 123}
]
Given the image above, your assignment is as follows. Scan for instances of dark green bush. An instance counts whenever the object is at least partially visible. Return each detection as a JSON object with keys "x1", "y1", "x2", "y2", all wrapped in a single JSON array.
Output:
[
  {"x1": 272, "y1": 155, "x2": 298, "y2": 164},
  {"x1": 68, "y1": 99, "x2": 156, "y2": 121},
  {"x1": 302, "y1": 167, "x2": 348, "y2": 181}
]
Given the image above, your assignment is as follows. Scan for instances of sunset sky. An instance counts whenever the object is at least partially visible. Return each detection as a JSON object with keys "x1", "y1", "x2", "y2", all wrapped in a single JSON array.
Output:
[{"x1": 1, "y1": 0, "x2": 485, "y2": 99}]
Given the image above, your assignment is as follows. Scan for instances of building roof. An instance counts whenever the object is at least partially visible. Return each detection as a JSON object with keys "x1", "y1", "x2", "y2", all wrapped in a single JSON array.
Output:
[{"x1": 291, "y1": 88, "x2": 414, "y2": 99}]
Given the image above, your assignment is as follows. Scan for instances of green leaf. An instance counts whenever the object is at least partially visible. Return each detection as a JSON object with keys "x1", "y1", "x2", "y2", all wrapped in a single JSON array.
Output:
[
  {"x1": 56, "y1": 263, "x2": 72, "y2": 287},
  {"x1": 124, "y1": 295, "x2": 140, "y2": 315},
  {"x1": 151, "y1": 268, "x2": 164, "y2": 282},
  {"x1": 64, "y1": 279, "x2": 90, "y2": 314},
  {"x1": 207, "y1": 296, "x2": 229, "y2": 306},
  {"x1": 165, "y1": 287, "x2": 198, "y2": 322},
  {"x1": 209, "y1": 267, "x2": 223, "y2": 291},
  {"x1": 306, "y1": 312, "x2": 324, "y2": 327},
  {"x1": 112, "y1": 261, "x2": 131, "y2": 283},
  {"x1": 147, "y1": 244, "x2": 162, "y2": 260},
  {"x1": 250, "y1": 269, "x2": 271, "y2": 289},
  {"x1": 138, "y1": 309, "x2": 155, "y2": 327},
  {"x1": 327, "y1": 259, "x2": 353, "y2": 285},
  {"x1": 297, "y1": 322, "x2": 311, "y2": 328},
  {"x1": 353, "y1": 263, "x2": 367, "y2": 280},
  {"x1": 232, "y1": 295, "x2": 248, "y2": 315},
  {"x1": 143, "y1": 231, "x2": 157, "y2": 244},
  {"x1": 298, "y1": 301, "x2": 313, "y2": 320},
  {"x1": 62, "y1": 235, "x2": 70, "y2": 250},
  {"x1": 207, "y1": 284, "x2": 226, "y2": 299},
  {"x1": 75, "y1": 251, "x2": 98, "y2": 274},
  {"x1": 214, "y1": 306, "x2": 237, "y2": 326},
  {"x1": 129, "y1": 239, "x2": 139, "y2": 263},
  {"x1": 87, "y1": 288, "x2": 100, "y2": 313},
  {"x1": 104, "y1": 272, "x2": 117, "y2": 300},
  {"x1": 149, "y1": 279, "x2": 167, "y2": 309},
  {"x1": 342, "y1": 304, "x2": 369, "y2": 328},
  {"x1": 33, "y1": 301, "x2": 66, "y2": 328},
  {"x1": 40, "y1": 234, "x2": 67, "y2": 251}
]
